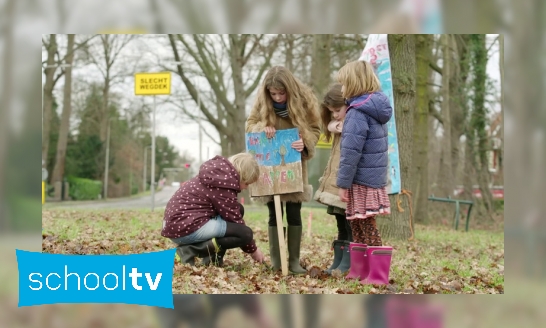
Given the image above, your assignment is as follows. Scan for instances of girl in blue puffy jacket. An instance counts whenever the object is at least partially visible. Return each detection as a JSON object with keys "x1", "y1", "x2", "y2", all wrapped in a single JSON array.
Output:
[{"x1": 335, "y1": 60, "x2": 393, "y2": 247}]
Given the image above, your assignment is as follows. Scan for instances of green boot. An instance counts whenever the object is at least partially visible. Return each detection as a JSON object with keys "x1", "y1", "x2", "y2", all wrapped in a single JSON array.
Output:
[
  {"x1": 176, "y1": 239, "x2": 221, "y2": 266},
  {"x1": 287, "y1": 225, "x2": 307, "y2": 274},
  {"x1": 268, "y1": 226, "x2": 285, "y2": 271}
]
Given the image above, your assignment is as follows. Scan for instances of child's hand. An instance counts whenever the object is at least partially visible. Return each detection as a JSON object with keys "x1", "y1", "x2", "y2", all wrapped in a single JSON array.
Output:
[
  {"x1": 291, "y1": 138, "x2": 304, "y2": 152},
  {"x1": 339, "y1": 188, "x2": 349, "y2": 202},
  {"x1": 250, "y1": 249, "x2": 264, "y2": 263},
  {"x1": 264, "y1": 126, "x2": 276, "y2": 139}
]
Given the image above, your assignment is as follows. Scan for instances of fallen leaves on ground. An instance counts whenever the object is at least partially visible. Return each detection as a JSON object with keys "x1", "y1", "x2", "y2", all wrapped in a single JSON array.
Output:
[{"x1": 42, "y1": 208, "x2": 504, "y2": 294}]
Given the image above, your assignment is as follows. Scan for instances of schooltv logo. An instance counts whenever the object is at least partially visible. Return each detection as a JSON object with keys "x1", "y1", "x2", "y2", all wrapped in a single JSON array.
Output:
[{"x1": 16, "y1": 249, "x2": 176, "y2": 308}]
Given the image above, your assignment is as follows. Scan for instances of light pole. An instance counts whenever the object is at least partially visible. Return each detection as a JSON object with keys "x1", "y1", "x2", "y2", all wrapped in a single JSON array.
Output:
[
  {"x1": 151, "y1": 95, "x2": 157, "y2": 211},
  {"x1": 143, "y1": 145, "x2": 151, "y2": 193},
  {"x1": 103, "y1": 117, "x2": 112, "y2": 199}
]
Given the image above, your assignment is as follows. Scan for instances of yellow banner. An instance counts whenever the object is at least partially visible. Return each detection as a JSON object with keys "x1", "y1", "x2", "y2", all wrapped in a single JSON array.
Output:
[{"x1": 135, "y1": 72, "x2": 171, "y2": 95}]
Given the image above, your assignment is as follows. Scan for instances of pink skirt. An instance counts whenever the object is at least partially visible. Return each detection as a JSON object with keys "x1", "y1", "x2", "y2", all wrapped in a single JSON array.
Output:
[{"x1": 346, "y1": 184, "x2": 391, "y2": 220}]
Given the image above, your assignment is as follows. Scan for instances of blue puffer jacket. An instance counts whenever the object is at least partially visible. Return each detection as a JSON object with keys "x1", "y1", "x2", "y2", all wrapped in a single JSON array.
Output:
[{"x1": 336, "y1": 92, "x2": 393, "y2": 189}]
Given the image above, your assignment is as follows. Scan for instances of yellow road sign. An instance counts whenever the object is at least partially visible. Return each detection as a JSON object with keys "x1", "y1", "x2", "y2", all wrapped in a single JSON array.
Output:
[
  {"x1": 316, "y1": 133, "x2": 333, "y2": 149},
  {"x1": 135, "y1": 72, "x2": 171, "y2": 95}
]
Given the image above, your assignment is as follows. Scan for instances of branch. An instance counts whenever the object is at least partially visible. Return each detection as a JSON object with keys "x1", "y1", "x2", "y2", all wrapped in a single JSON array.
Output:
[
  {"x1": 429, "y1": 61, "x2": 442, "y2": 75},
  {"x1": 168, "y1": 34, "x2": 226, "y2": 135},
  {"x1": 53, "y1": 69, "x2": 65, "y2": 87},
  {"x1": 429, "y1": 99, "x2": 443, "y2": 125},
  {"x1": 189, "y1": 35, "x2": 235, "y2": 117},
  {"x1": 486, "y1": 35, "x2": 499, "y2": 55},
  {"x1": 242, "y1": 34, "x2": 264, "y2": 66},
  {"x1": 244, "y1": 35, "x2": 280, "y2": 98}
]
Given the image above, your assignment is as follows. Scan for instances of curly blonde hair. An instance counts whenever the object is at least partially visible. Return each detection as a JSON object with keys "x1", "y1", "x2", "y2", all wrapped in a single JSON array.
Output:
[
  {"x1": 228, "y1": 152, "x2": 260, "y2": 185},
  {"x1": 249, "y1": 66, "x2": 319, "y2": 141},
  {"x1": 337, "y1": 60, "x2": 381, "y2": 99}
]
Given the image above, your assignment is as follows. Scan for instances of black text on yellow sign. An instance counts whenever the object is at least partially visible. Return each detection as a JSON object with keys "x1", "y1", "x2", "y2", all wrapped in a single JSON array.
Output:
[{"x1": 134, "y1": 72, "x2": 171, "y2": 95}]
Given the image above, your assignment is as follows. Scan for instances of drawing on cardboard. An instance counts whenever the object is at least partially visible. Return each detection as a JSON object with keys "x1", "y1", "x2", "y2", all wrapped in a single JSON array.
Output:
[{"x1": 245, "y1": 128, "x2": 303, "y2": 197}]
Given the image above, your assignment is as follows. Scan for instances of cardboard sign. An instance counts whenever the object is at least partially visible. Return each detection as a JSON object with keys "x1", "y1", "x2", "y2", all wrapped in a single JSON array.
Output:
[{"x1": 246, "y1": 128, "x2": 303, "y2": 197}]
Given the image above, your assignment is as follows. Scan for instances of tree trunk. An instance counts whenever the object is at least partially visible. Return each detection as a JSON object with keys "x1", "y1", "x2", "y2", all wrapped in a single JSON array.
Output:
[
  {"x1": 470, "y1": 34, "x2": 494, "y2": 214},
  {"x1": 42, "y1": 34, "x2": 57, "y2": 165},
  {"x1": 310, "y1": 34, "x2": 332, "y2": 99},
  {"x1": 438, "y1": 35, "x2": 453, "y2": 198},
  {"x1": 462, "y1": 134, "x2": 475, "y2": 200},
  {"x1": 228, "y1": 35, "x2": 250, "y2": 156},
  {"x1": 452, "y1": 35, "x2": 472, "y2": 188},
  {"x1": 412, "y1": 34, "x2": 431, "y2": 224},
  {"x1": 284, "y1": 34, "x2": 294, "y2": 71},
  {"x1": 498, "y1": 34, "x2": 504, "y2": 184},
  {"x1": 51, "y1": 34, "x2": 75, "y2": 185},
  {"x1": 377, "y1": 35, "x2": 416, "y2": 241},
  {"x1": 0, "y1": 0, "x2": 15, "y2": 231},
  {"x1": 448, "y1": 36, "x2": 464, "y2": 187}
]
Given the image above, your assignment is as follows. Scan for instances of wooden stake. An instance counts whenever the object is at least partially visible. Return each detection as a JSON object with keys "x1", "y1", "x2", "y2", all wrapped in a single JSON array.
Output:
[{"x1": 274, "y1": 195, "x2": 289, "y2": 276}]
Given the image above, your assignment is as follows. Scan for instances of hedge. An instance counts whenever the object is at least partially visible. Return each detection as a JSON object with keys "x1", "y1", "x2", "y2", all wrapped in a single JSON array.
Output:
[{"x1": 67, "y1": 176, "x2": 102, "y2": 200}]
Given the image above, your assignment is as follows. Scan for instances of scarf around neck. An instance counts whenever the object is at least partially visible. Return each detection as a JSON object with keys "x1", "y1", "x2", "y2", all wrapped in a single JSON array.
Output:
[{"x1": 273, "y1": 102, "x2": 289, "y2": 118}]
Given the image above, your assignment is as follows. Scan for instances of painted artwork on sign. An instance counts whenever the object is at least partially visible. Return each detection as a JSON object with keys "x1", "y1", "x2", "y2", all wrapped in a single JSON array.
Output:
[
  {"x1": 359, "y1": 34, "x2": 401, "y2": 195},
  {"x1": 245, "y1": 128, "x2": 303, "y2": 197}
]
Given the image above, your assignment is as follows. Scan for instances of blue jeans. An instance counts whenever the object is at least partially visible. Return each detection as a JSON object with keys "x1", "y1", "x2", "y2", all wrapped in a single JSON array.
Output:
[{"x1": 170, "y1": 215, "x2": 227, "y2": 245}]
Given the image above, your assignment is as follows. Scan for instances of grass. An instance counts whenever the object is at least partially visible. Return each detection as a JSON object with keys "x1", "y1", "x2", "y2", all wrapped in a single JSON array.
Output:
[{"x1": 42, "y1": 206, "x2": 504, "y2": 294}]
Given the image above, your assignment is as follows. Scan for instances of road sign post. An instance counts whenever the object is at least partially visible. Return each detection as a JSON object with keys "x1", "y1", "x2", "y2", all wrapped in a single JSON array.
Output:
[
  {"x1": 135, "y1": 72, "x2": 171, "y2": 212},
  {"x1": 42, "y1": 168, "x2": 48, "y2": 205}
]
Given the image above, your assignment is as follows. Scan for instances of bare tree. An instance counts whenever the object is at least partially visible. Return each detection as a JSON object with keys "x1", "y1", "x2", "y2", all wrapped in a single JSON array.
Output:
[
  {"x1": 412, "y1": 34, "x2": 432, "y2": 224},
  {"x1": 42, "y1": 34, "x2": 96, "y2": 167},
  {"x1": 438, "y1": 35, "x2": 453, "y2": 197},
  {"x1": 167, "y1": 34, "x2": 279, "y2": 156},
  {"x1": 0, "y1": 0, "x2": 16, "y2": 230},
  {"x1": 84, "y1": 34, "x2": 135, "y2": 142},
  {"x1": 498, "y1": 34, "x2": 504, "y2": 184},
  {"x1": 310, "y1": 34, "x2": 332, "y2": 99},
  {"x1": 42, "y1": 34, "x2": 59, "y2": 165},
  {"x1": 50, "y1": 34, "x2": 75, "y2": 185},
  {"x1": 469, "y1": 34, "x2": 494, "y2": 214}
]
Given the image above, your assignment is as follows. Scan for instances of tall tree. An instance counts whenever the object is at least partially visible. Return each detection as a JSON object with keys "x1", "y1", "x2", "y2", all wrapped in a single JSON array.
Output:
[
  {"x1": 168, "y1": 34, "x2": 279, "y2": 156},
  {"x1": 310, "y1": 34, "x2": 332, "y2": 99},
  {"x1": 438, "y1": 35, "x2": 453, "y2": 197},
  {"x1": 498, "y1": 34, "x2": 504, "y2": 184},
  {"x1": 50, "y1": 34, "x2": 75, "y2": 185},
  {"x1": 377, "y1": 35, "x2": 416, "y2": 240},
  {"x1": 469, "y1": 34, "x2": 494, "y2": 213},
  {"x1": 0, "y1": 0, "x2": 15, "y2": 231},
  {"x1": 42, "y1": 34, "x2": 94, "y2": 165},
  {"x1": 412, "y1": 34, "x2": 432, "y2": 223},
  {"x1": 84, "y1": 34, "x2": 134, "y2": 143},
  {"x1": 42, "y1": 34, "x2": 58, "y2": 165}
]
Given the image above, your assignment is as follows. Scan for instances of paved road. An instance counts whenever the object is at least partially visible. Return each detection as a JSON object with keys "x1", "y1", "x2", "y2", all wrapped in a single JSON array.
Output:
[{"x1": 45, "y1": 186, "x2": 178, "y2": 210}]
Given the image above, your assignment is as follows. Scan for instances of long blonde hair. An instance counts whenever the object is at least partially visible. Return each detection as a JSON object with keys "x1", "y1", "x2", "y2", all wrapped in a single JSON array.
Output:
[
  {"x1": 250, "y1": 66, "x2": 319, "y2": 138},
  {"x1": 228, "y1": 152, "x2": 260, "y2": 185},
  {"x1": 320, "y1": 83, "x2": 345, "y2": 142},
  {"x1": 337, "y1": 60, "x2": 381, "y2": 99}
]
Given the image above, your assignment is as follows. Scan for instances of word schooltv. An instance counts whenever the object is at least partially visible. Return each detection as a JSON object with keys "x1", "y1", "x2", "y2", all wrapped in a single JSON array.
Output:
[
  {"x1": 16, "y1": 249, "x2": 176, "y2": 308},
  {"x1": 28, "y1": 265, "x2": 162, "y2": 291}
]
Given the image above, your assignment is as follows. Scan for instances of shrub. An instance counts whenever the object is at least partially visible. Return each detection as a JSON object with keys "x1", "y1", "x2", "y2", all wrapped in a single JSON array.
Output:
[{"x1": 67, "y1": 176, "x2": 102, "y2": 200}]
